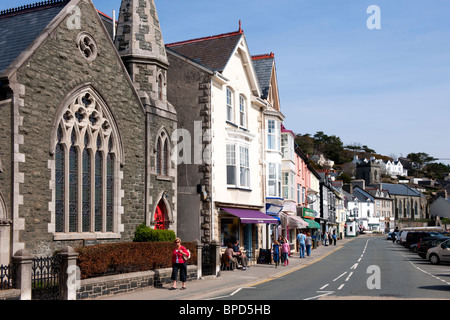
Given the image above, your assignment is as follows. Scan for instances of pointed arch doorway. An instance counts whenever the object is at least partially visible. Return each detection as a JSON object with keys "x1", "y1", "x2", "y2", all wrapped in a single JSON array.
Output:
[{"x1": 154, "y1": 199, "x2": 169, "y2": 230}]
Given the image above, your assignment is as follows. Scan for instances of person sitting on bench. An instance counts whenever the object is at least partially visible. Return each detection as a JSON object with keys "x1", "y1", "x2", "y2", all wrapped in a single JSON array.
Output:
[{"x1": 233, "y1": 240, "x2": 248, "y2": 270}]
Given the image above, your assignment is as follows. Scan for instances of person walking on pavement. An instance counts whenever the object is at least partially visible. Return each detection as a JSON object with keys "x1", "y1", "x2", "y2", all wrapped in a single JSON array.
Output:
[
  {"x1": 170, "y1": 238, "x2": 189, "y2": 290},
  {"x1": 297, "y1": 231, "x2": 306, "y2": 258},
  {"x1": 305, "y1": 232, "x2": 312, "y2": 257},
  {"x1": 332, "y1": 231, "x2": 337, "y2": 245},
  {"x1": 272, "y1": 240, "x2": 280, "y2": 268},
  {"x1": 281, "y1": 238, "x2": 290, "y2": 266}
]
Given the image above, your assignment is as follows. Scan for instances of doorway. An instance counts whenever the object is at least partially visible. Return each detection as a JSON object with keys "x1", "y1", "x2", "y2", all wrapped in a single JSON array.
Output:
[{"x1": 154, "y1": 199, "x2": 169, "y2": 230}]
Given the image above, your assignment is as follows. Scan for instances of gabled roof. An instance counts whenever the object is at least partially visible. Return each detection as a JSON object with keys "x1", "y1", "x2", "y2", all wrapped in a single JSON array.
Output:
[
  {"x1": 252, "y1": 53, "x2": 274, "y2": 99},
  {"x1": 0, "y1": 0, "x2": 70, "y2": 75},
  {"x1": 349, "y1": 186, "x2": 375, "y2": 203},
  {"x1": 166, "y1": 29, "x2": 244, "y2": 72},
  {"x1": 380, "y1": 183, "x2": 423, "y2": 197},
  {"x1": 251, "y1": 52, "x2": 281, "y2": 111}
]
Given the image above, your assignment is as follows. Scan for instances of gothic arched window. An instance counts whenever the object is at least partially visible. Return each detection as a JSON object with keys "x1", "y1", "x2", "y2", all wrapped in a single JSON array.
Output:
[
  {"x1": 156, "y1": 130, "x2": 170, "y2": 177},
  {"x1": 52, "y1": 88, "x2": 121, "y2": 237}
]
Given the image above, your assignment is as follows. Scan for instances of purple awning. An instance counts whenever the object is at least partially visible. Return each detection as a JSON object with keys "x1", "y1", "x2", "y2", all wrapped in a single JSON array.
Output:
[{"x1": 221, "y1": 207, "x2": 278, "y2": 224}]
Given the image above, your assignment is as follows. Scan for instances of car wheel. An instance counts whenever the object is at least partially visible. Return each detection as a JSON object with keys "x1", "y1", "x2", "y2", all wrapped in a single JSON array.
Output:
[{"x1": 429, "y1": 254, "x2": 440, "y2": 265}]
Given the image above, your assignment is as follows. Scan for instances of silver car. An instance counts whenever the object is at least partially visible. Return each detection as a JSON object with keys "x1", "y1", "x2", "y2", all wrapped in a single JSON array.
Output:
[{"x1": 426, "y1": 239, "x2": 450, "y2": 265}]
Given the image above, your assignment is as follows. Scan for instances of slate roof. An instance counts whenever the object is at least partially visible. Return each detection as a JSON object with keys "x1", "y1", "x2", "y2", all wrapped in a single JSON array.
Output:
[
  {"x1": 166, "y1": 30, "x2": 243, "y2": 72},
  {"x1": 379, "y1": 183, "x2": 423, "y2": 197},
  {"x1": 0, "y1": 0, "x2": 70, "y2": 75},
  {"x1": 352, "y1": 186, "x2": 375, "y2": 202},
  {"x1": 252, "y1": 53, "x2": 274, "y2": 99}
]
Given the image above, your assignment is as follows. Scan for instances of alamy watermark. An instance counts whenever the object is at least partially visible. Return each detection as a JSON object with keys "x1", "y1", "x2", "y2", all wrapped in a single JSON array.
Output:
[
  {"x1": 66, "y1": 5, "x2": 81, "y2": 30},
  {"x1": 367, "y1": 5, "x2": 381, "y2": 30},
  {"x1": 366, "y1": 265, "x2": 381, "y2": 290}
]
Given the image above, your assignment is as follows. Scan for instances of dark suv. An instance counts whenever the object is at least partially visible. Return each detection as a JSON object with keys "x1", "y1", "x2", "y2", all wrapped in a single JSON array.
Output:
[{"x1": 405, "y1": 231, "x2": 441, "y2": 249}]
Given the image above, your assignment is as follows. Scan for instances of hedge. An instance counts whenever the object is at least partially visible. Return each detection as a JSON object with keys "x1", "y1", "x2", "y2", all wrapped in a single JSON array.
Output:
[
  {"x1": 75, "y1": 242, "x2": 197, "y2": 279},
  {"x1": 133, "y1": 223, "x2": 176, "y2": 242}
]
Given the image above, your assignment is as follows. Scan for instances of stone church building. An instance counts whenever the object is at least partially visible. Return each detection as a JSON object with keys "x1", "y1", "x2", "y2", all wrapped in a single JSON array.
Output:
[{"x1": 0, "y1": 0, "x2": 177, "y2": 263}]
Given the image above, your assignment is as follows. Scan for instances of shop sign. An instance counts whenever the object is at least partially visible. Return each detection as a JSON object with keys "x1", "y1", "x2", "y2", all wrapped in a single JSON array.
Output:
[{"x1": 302, "y1": 207, "x2": 317, "y2": 219}]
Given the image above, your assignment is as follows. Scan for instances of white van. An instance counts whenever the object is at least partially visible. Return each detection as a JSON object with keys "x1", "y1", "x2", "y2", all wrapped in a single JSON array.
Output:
[{"x1": 399, "y1": 231, "x2": 409, "y2": 246}]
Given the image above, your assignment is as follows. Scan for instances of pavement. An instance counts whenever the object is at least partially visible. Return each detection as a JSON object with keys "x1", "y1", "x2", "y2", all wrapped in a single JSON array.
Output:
[{"x1": 96, "y1": 236, "x2": 358, "y2": 300}]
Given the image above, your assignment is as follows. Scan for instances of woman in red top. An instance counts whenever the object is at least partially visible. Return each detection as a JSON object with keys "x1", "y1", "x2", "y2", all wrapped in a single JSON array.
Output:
[{"x1": 170, "y1": 238, "x2": 189, "y2": 290}]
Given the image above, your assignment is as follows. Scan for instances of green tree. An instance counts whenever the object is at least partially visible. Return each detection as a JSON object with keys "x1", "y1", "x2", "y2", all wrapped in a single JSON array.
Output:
[{"x1": 407, "y1": 152, "x2": 437, "y2": 167}]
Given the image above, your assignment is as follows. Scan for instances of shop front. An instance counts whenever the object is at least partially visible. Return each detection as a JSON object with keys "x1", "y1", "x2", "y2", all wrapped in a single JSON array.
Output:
[
  {"x1": 280, "y1": 212, "x2": 308, "y2": 252},
  {"x1": 300, "y1": 207, "x2": 321, "y2": 248},
  {"x1": 219, "y1": 207, "x2": 278, "y2": 261},
  {"x1": 265, "y1": 197, "x2": 284, "y2": 248}
]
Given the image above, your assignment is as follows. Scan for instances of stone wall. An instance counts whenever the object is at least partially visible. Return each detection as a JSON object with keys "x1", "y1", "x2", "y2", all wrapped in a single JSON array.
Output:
[
  {"x1": 0, "y1": 289, "x2": 20, "y2": 300},
  {"x1": 12, "y1": 1, "x2": 146, "y2": 255},
  {"x1": 77, "y1": 265, "x2": 197, "y2": 300},
  {"x1": 167, "y1": 52, "x2": 213, "y2": 244}
]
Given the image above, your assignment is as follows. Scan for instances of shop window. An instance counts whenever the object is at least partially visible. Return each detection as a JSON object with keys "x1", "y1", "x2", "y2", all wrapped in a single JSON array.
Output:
[{"x1": 221, "y1": 218, "x2": 239, "y2": 247}]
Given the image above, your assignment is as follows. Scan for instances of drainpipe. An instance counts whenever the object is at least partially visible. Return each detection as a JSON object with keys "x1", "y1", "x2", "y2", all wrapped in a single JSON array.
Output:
[{"x1": 209, "y1": 76, "x2": 214, "y2": 243}]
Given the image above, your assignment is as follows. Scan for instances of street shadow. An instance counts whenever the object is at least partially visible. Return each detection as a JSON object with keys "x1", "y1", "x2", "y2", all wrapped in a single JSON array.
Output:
[{"x1": 418, "y1": 285, "x2": 450, "y2": 292}]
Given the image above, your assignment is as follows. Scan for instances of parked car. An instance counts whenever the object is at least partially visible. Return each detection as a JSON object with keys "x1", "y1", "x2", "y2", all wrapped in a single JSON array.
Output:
[
  {"x1": 426, "y1": 239, "x2": 450, "y2": 265},
  {"x1": 417, "y1": 237, "x2": 450, "y2": 258},
  {"x1": 405, "y1": 231, "x2": 441, "y2": 249}
]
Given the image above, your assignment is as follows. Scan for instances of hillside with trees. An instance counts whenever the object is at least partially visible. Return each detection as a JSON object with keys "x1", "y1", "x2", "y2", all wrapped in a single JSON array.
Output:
[
  {"x1": 295, "y1": 131, "x2": 390, "y2": 166},
  {"x1": 294, "y1": 131, "x2": 450, "y2": 183}
]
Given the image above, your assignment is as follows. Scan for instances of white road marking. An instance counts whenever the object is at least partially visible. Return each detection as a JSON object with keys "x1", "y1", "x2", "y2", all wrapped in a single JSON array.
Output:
[
  {"x1": 333, "y1": 272, "x2": 347, "y2": 282},
  {"x1": 345, "y1": 272, "x2": 353, "y2": 282},
  {"x1": 304, "y1": 291, "x2": 334, "y2": 301}
]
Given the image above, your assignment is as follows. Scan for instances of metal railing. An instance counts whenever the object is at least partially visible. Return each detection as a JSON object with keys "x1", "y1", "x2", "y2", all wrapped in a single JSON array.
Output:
[
  {"x1": 31, "y1": 255, "x2": 62, "y2": 300},
  {"x1": 0, "y1": 263, "x2": 15, "y2": 291}
]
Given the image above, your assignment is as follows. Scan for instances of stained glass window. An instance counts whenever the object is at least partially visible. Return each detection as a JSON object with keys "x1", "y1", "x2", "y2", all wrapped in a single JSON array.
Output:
[
  {"x1": 95, "y1": 149, "x2": 103, "y2": 232},
  {"x1": 156, "y1": 139, "x2": 161, "y2": 175},
  {"x1": 156, "y1": 131, "x2": 170, "y2": 177},
  {"x1": 106, "y1": 153, "x2": 114, "y2": 232},
  {"x1": 55, "y1": 135, "x2": 65, "y2": 233},
  {"x1": 53, "y1": 89, "x2": 119, "y2": 237},
  {"x1": 163, "y1": 140, "x2": 168, "y2": 176},
  {"x1": 82, "y1": 140, "x2": 91, "y2": 233},
  {"x1": 69, "y1": 144, "x2": 78, "y2": 233}
]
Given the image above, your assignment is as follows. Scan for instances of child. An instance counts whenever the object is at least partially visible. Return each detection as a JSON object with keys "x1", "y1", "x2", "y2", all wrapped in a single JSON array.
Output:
[
  {"x1": 272, "y1": 240, "x2": 280, "y2": 268},
  {"x1": 281, "y1": 238, "x2": 290, "y2": 266}
]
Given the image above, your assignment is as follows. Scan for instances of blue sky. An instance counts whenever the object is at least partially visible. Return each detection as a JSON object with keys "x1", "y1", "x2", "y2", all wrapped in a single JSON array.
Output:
[{"x1": 1, "y1": 0, "x2": 449, "y2": 164}]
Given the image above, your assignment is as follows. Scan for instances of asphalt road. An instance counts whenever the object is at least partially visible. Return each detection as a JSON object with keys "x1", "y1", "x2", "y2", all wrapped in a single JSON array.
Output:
[{"x1": 212, "y1": 236, "x2": 450, "y2": 300}]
